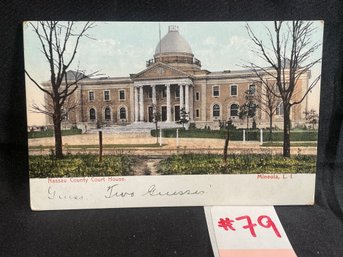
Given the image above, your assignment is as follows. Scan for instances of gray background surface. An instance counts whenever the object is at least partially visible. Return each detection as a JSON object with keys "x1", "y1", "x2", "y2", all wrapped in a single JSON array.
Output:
[{"x1": 0, "y1": 1, "x2": 342, "y2": 256}]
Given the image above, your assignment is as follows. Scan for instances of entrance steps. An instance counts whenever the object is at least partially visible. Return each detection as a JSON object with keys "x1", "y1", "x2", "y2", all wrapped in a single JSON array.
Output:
[{"x1": 87, "y1": 122, "x2": 183, "y2": 134}]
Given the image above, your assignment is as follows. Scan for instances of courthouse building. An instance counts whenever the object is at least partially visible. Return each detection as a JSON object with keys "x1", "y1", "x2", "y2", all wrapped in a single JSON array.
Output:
[{"x1": 47, "y1": 25, "x2": 310, "y2": 130}]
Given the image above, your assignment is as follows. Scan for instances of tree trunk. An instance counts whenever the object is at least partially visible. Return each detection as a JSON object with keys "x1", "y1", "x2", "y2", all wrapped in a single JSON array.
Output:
[
  {"x1": 269, "y1": 114, "x2": 273, "y2": 141},
  {"x1": 99, "y1": 131, "x2": 103, "y2": 162},
  {"x1": 53, "y1": 115, "x2": 63, "y2": 159},
  {"x1": 155, "y1": 122, "x2": 158, "y2": 144},
  {"x1": 283, "y1": 106, "x2": 291, "y2": 157},
  {"x1": 246, "y1": 117, "x2": 249, "y2": 141},
  {"x1": 223, "y1": 128, "x2": 230, "y2": 164}
]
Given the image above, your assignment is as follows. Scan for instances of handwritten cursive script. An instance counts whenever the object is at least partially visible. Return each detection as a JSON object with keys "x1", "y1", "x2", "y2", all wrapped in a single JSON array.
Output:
[
  {"x1": 105, "y1": 184, "x2": 135, "y2": 198},
  {"x1": 104, "y1": 184, "x2": 206, "y2": 199},
  {"x1": 47, "y1": 186, "x2": 84, "y2": 200},
  {"x1": 142, "y1": 184, "x2": 205, "y2": 197}
]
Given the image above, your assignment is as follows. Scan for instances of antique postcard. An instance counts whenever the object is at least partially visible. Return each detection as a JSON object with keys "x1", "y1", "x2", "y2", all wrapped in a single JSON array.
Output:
[{"x1": 25, "y1": 21, "x2": 323, "y2": 210}]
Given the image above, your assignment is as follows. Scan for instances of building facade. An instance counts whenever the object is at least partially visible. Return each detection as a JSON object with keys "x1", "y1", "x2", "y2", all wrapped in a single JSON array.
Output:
[{"x1": 47, "y1": 25, "x2": 310, "y2": 130}]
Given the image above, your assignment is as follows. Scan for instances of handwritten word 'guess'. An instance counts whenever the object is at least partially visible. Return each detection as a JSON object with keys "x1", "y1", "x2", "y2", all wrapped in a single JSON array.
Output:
[{"x1": 218, "y1": 215, "x2": 281, "y2": 238}]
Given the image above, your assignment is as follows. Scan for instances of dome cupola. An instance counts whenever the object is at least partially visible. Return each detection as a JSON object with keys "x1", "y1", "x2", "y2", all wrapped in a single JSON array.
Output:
[
  {"x1": 154, "y1": 25, "x2": 193, "y2": 55},
  {"x1": 148, "y1": 25, "x2": 201, "y2": 72}
]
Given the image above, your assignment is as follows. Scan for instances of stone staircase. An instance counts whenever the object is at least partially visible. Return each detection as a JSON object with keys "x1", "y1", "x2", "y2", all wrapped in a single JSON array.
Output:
[{"x1": 87, "y1": 122, "x2": 183, "y2": 134}]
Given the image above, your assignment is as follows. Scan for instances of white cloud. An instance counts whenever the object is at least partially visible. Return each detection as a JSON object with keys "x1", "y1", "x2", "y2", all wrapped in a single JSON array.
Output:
[
  {"x1": 203, "y1": 36, "x2": 218, "y2": 46},
  {"x1": 227, "y1": 35, "x2": 251, "y2": 50}
]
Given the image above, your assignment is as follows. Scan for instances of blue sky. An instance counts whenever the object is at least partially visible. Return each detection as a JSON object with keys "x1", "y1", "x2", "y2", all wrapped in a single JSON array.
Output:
[{"x1": 24, "y1": 21, "x2": 324, "y2": 125}]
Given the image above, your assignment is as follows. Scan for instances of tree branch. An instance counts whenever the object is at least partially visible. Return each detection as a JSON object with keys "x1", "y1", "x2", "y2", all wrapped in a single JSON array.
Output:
[{"x1": 25, "y1": 70, "x2": 53, "y2": 97}]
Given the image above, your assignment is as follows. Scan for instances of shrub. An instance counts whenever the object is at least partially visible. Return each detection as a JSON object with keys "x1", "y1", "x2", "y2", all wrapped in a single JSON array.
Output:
[
  {"x1": 29, "y1": 154, "x2": 134, "y2": 178},
  {"x1": 263, "y1": 131, "x2": 318, "y2": 141},
  {"x1": 158, "y1": 154, "x2": 228, "y2": 175},
  {"x1": 28, "y1": 128, "x2": 82, "y2": 139},
  {"x1": 157, "y1": 153, "x2": 316, "y2": 175},
  {"x1": 151, "y1": 128, "x2": 318, "y2": 142}
]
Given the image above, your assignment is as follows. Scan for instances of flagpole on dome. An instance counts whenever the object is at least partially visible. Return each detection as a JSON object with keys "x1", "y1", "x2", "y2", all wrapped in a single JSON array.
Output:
[{"x1": 159, "y1": 22, "x2": 162, "y2": 62}]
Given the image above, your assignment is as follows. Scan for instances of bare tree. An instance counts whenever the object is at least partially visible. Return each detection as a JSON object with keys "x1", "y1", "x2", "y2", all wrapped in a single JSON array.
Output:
[
  {"x1": 245, "y1": 21, "x2": 321, "y2": 157},
  {"x1": 25, "y1": 21, "x2": 96, "y2": 159},
  {"x1": 179, "y1": 107, "x2": 189, "y2": 129},
  {"x1": 254, "y1": 81, "x2": 280, "y2": 141},
  {"x1": 152, "y1": 104, "x2": 161, "y2": 144},
  {"x1": 239, "y1": 89, "x2": 257, "y2": 132},
  {"x1": 304, "y1": 109, "x2": 319, "y2": 129},
  {"x1": 223, "y1": 118, "x2": 233, "y2": 164}
]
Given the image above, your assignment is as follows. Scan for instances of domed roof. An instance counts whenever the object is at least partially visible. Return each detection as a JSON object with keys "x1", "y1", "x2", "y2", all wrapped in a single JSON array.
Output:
[{"x1": 155, "y1": 25, "x2": 193, "y2": 55}]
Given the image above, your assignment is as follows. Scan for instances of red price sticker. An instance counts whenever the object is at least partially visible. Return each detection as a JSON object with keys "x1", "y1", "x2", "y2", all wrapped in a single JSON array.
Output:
[
  {"x1": 218, "y1": 215, "x2": 281, "y2": 238},
  {"x1": 208, "y1": 206, "x2": 297, "y2": 257}
]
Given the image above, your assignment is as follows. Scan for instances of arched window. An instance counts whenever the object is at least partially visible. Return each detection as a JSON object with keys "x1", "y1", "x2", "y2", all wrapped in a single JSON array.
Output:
[
  {"x1": 213, "y1": 104, "x2": 220, "y2": 117},
  {"x1": 105, "y1": 107, "x2": 111, "y2": 120},
  {"x1": 230, "y1": 104, "x2": 239, "y2": 117},
  {"x1": 276, "y1": 102, "x2": 284, "y2": 115},
  {"x1": 120, "y1": 107, "x2": 126, "y2": 119},
  {"x1": 89, "y1": 108, "x2": 96, "y2": 121}
]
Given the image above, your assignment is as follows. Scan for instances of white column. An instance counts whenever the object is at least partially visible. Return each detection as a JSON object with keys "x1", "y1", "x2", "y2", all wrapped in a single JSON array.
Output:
[
  {"x1": 139, "y1": 86, "x2": 144, "y2": 121},
  {"x1": 129, "y1": 86, "x2": 134, "y2": 123},
  {"x1": 166, "y1": 84, "x2": 171, "y2": 122},
  {"x1": 152, "y1": 84, "x2": 156, "y2": 108},
  {"x1": 179, "y1": 84, "x2": 184, "y2": 110},
  {"x1": 185, "y1": 84, "x2": 189, "y2": 114},
  {"x1": 134, "y1": 87, "x2": 139, "y2": 122},
  {"x1": 189, "y1": 85, "x2": 194, "y2": 121},
  {"x1": 201, "y1": 84, "x2": 207, "y2": 121}
]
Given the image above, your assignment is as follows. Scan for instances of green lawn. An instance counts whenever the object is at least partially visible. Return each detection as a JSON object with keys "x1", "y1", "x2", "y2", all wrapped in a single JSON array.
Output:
[
  {"x1": 157, "y1": 153, "x2": 316, "y2": 175},
  {"x1": 29, "y1": 153, "x2": 317, "y2": 177}
]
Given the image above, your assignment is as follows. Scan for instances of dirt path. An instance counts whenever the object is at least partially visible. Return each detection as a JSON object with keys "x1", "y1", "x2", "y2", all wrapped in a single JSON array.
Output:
[
  {"x1": 146, "y1": 159, "x2": 161, "y2": 175},
  {"x1": 131, "y1": 158, "x2": 148, "y2": 175},
  {"x1": 131, "y1": 157, "x2": 164, "y2": 175}
]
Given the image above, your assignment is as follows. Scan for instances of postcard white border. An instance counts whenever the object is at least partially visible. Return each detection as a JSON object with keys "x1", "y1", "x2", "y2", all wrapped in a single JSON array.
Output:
[{"x1": 30, "y1": 174, "x2": 315, "y2": 210}]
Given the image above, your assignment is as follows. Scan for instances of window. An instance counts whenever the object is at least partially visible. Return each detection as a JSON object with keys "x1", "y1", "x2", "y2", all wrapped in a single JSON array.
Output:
[
  {"x1": 195, "y1": 92, "x2": 200, "y2": 101},
  {"x1": 120, "y1": 107, "x2": 126, "y2": 119},
  {"x1": 104, "y1": 90, "x2": 110, "y2": 101},
  {"x1": 119, "y1": 89, "x2": 125, "y2": 100},
  {"x1": 276, "y1": 102, "x2": 284, "y2": 115},
  {"x1": 230, "y1": 85, "x2": 238, "y2": 96},
  {"x1": 89, "y1": 91, "x2": 95, "y2": 101},
  {"x1": 89, "y1": 108, "x2": 96, "y2": 121},
  {"x1": 147, "y1": 88, "x2": 152, "y2": 98},
  {"x1": 230, "y1": 104, "x2": 239, "y2": 117},
  {"x1": 105, "y1": 107, "x2": 111, "y2": 120},
  {"x1": 196, "y1": 109, "x2": 200, "y2": 118},
  {"x1": 175, "y1": 87, "x2": 180, "y2": 98},
  {"x1": 213, "y1": 104, "x2": 220, "y2": 118},
  {"x1": 213, "y1": 86, "x2": 220, "y2": 97},
  {"x1": 249, "y1": 84, "x2": 256, "y2": 94}
]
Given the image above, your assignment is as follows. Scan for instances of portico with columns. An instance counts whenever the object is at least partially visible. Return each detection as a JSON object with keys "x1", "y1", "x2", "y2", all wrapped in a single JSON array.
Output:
[{"x1": 133, "y1": 78, "x2": 193, "y2": 123}]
